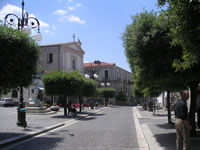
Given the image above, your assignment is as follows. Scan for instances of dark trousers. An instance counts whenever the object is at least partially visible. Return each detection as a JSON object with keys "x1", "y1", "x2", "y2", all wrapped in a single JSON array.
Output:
[{"x1": 197, "y1": 107, "x2": 200, "y2": 128}]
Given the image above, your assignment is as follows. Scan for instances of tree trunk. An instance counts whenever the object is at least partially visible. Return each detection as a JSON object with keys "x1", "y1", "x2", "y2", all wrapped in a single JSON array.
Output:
[
  {"x1": 79, "y1": 96, "x2": 82, "y2": 113},
  {"x1": 189, "y1": 82, "x2": 198, "y2": 137},
  {"x1": 63, "y1": 96, "x2": 67, "y2": 116},
  {"x1": 162, "y1": 92, "x2": 165, "y2": 108},
  {"x1": 153, "y1": 97, "x2": 156, "y2": 115},
  {"x1": 167, "y1": 90, "x2": 172, "y2": 124},
  {"x1": 105, "y1": 97, "x2": 108, "y2": 106}
]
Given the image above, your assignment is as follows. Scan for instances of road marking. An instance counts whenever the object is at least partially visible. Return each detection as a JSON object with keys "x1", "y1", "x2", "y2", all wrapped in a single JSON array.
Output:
[{"x1": 133, "y1": 107, "x2": 149, "y2": 150}]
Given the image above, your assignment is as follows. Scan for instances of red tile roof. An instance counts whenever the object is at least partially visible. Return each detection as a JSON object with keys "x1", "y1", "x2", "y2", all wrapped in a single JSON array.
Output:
[{"x1": 84, "y1": 61, "x2": 116, "y2": 67}]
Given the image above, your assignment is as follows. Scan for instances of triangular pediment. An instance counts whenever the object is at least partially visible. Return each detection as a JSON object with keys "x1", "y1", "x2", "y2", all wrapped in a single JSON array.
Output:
[
  {"x1": 63, "y1": 42, "x2": 85, "y2": 54},
  {"x1": 67, "y1": 44, "x2": 80, "y2": 51}
]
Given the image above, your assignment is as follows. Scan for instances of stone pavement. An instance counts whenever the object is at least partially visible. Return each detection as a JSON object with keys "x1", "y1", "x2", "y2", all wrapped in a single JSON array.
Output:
[
  {"x1": 0, "y1": 106, "x2": 109, "y2": 148},
  {"x1": 135, "y1": 106, "x2": 200, "y2": 150}
]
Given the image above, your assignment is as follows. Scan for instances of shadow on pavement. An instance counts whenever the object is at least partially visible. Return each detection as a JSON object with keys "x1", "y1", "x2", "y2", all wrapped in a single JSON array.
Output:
[
  {"x1": 0, "y1": 132, "x2": 26, "y2": 142},
  {"x1": 79, "y1": 117, "x2": 96, "y2": 121},
  {"x1": 154, "y1": 132, "x2": 176, "y2": 150},
  {"x1": 156, "y1": 123, "x2": 174, "y2": 129},
  {"x1": 6, "y1": 137, "x2": 64, "y2": 150},
  {"x1": 89, "y1": 113, "x2": 105, "y2": 116}
]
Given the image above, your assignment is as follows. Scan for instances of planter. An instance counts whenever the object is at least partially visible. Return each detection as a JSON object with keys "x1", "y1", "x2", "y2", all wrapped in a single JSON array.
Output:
[{"x1": 50, "y1": 106, "x2": 60, "y2": 111}]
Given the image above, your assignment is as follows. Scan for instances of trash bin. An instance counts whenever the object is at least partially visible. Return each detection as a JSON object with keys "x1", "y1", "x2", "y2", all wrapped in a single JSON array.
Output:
[{"x1": 17, "y1": 107, "x2": 27, "y2": 128}]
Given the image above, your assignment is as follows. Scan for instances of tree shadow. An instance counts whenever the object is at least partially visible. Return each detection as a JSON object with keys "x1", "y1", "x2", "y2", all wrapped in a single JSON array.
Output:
[
  {"x1": 51, "y1": 115, "x2": 69, "y2": 119},
  {"x1": 88, "y1": 113, "x2": 105, "y2": 116},
  {"x1": 0, "y1": 132, "x2": 26, "y2": 142},
  {"x1": 153, "y1": 133, "x2": 176, "y2": 150},
  {"x1": 156, "y1": 123, "x2": 175, "y2": 129},
  {"x1": 4, "y1": 136, "x2": 64, "y2": 150},
  {"x1": 79, "y1": 117, "x2": 96, "y2": 121}
]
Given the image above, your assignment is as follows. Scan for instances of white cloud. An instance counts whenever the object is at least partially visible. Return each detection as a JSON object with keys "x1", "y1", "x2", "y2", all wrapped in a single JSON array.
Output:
[
  {"x1": 0, "y1": 4, "x2": 49, "y2": 29},
  {"x1": 57, "y1": 15, "x2": 85, "y2": 24},
  {"x1": 68, "y1": 15, "x2": 85, "y2": 24},
  {"x1": 68, "y1": 6, "x2": 75, "y2": 11},
  {"x1": 0, "y1": 4, "x2": 21, "y2": 21},
  {"x1": 76, "y1": 3, "x2": 82, "y2": 8},
  {"x1": 53, "y1": 9, "x2": 67, "y2": 15}
]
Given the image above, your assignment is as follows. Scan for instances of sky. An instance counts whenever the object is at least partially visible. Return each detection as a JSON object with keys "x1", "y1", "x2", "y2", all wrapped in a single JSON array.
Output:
[{"x1": 0, "y1": 0, "x2": 162, "y2": 72}]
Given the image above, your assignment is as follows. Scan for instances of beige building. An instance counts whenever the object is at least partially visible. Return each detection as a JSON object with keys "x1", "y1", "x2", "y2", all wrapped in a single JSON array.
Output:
[
  {"x1": 84, "y1": 60, "x2": 133, "y2": 105},
  {"x1": 39, "y1": 41, "x2": 85, "y2": 73},
  {"x1": 2, "y1": 41, "x2": 85, "y2": 105}
]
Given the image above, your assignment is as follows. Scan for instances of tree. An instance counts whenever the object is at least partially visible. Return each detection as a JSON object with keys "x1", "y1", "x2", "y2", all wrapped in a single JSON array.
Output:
[
  {"x1": 122, "y1": 11, "x2": 186, "y2": 123},
  {"x1": 117, "y1": 91, "x2": 128, "y2": 105},
  {"x1": 0, "y1": 26, "x2": 39, "y2": 89},
  {"x1": 97, "y1": 88, "x2": 115, "y2": 106},
  {"x1": 158, "y1": 0, "x2": 200, "y2": 136},
  {"x1": 80, "y1": 77, "x2": 97, "y2": 112},
  {"x1": 158, "y1": 0, "x2": 200, "y2": 69},
  {"x1": 42, "y1": 71, "x2": 97, "y2": 115}
]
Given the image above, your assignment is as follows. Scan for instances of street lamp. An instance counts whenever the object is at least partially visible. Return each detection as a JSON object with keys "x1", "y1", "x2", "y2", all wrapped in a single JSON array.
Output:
[
  {"x1": 4, "y1": 0, "x2": 42, "y2": 127},
  {"x1": 85, "y1": 71, "x2": 98, "y2": 109}
]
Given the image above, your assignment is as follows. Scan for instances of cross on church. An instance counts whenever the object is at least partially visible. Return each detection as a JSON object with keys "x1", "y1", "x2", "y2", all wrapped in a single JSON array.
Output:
[{"x1": 72, "y1": 34, "x2": 75, "y2": 42}]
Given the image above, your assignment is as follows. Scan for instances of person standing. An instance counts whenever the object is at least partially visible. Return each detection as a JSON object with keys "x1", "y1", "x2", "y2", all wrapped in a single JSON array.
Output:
[
  {"x1": 175, "y1": 90, "x2": 192, "y2": 150},
  {"x1": 196, "y1": 90, "x2": 200, "y2": 129}
]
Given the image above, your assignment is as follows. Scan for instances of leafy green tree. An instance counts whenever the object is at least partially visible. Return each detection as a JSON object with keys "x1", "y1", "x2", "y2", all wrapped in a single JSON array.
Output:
[
  {"x1": 158, "y1": 0, "x2": 200, "y2": 135},
  {"x1": 117, "y1": 91, "x2": 127, "y2": 102},
  {"x1": 158, "y1": 0, "x2": 200, "y2": 69},
  {"x1": 82, "y1": 78, "x2": 97, "y2": 97},
  {"x1": 43, "y1": 71, "x2": 97, "y2": 115},
  {"x1": 0, "y1": 88, "x2": 10, "y2": 96},
  {"x1": 122, "y1": 11, "x2": 186, "y2": 123},
  {"x1": 0, "y1": 26, "x2": 39, "y2": 89},
  {"x1": 97, "y1": 88, "x2": 115, "y2": 106},
  {"x1": 80, "y1": 77, "x2": 96, "y2": 112}
]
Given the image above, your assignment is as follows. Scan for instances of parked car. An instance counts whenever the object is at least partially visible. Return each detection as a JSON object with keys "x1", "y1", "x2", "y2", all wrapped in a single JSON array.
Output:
[{"x1": 0, "y1": 98, "x2": 14, "y2": 107}]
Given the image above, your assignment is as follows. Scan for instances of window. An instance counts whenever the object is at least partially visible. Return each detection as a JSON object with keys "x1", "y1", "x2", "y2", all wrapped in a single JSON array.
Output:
[
  {"x1": 47, "y1": 53, "x2": 53, "y2": 63},
  {"x1": 71, "y1": 56, "x2": 77, "y2": 70},
  {"x1": 105, "y1": 70, "x2": 109, "y2": 80},
  {"x1": 72, "y1": 59, "x2": 76, "y2": 70}
]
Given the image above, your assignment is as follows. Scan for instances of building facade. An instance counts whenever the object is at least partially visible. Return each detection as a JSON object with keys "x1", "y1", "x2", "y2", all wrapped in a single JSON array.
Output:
[
  {"x1": 39, "y1": 41, "x2": 85, "y2": 73},
  {"x1": 1, "y1": 41, "x2": 85, "y2": 105},
  {"x1": 84, "y1": 60, "x2": 133, "y2": 105}
]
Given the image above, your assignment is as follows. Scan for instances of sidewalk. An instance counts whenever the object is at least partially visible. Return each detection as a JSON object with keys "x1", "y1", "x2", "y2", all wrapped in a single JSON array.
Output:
[
  {"x1": 0, "y1": 106, "x2": 109, "y2": 148},
  {"x1": 135, "y1": 106, "x2": 200, "y2": 150}
]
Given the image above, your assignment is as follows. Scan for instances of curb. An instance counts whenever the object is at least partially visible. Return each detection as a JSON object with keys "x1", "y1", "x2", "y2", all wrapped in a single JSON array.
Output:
[
  {"x1": 0, "y1": 107, "x2": 110, "y2": 148},
  {"x1": 0, "y1": 122, "x2": 65, "y2": 148}
]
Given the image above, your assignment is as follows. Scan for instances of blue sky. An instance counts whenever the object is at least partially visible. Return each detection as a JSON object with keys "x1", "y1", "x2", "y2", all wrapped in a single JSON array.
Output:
[{"x1": 0, "y1": 0, "x2": 161, "y2": 72}]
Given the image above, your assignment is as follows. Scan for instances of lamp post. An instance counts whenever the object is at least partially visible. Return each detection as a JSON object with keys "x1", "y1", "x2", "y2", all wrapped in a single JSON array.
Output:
[
  {"x1": 85, "y1": 69, "x2": 98, "y2": 109},
  {"x1": 4, "y1": 0, "x2": 42, "y2": 127}
]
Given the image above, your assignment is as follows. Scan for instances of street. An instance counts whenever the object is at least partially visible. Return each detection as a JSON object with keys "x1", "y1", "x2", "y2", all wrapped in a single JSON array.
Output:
[{"x1": 2, "y1": 106, "x2": 139, "y2": 150}]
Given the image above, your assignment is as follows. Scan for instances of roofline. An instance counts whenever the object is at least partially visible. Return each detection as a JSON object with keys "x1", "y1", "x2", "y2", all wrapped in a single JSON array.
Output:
[
  {"x1": 40, "y1": 41, "x2": 77, "y2": 47},
  {"x1": 40, "y1": 41, "x2": 85, "y2": 54},
  {"x1": 84, "y1": 62, "x2": 132, "y2": 74}
]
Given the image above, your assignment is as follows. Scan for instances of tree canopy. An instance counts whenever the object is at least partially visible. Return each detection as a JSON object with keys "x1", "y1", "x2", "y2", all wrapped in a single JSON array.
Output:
[
  {"x1": 158, "y1": 0, "x2": 200, "y2": 69},
  {"x1": 42, "y1": 71, "x2": 96, "y2": 97},
  {"x1": 0, "y1": 26, "x2": 39, "y2": 88},
  {"x1": 97, "y1": 88, "x2": 115, "y2": 98},
  {"x1": 122, "y1": 11, "x2": 186, "y2": 96}
]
